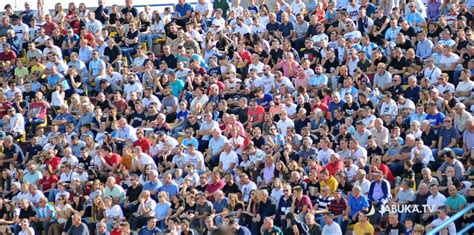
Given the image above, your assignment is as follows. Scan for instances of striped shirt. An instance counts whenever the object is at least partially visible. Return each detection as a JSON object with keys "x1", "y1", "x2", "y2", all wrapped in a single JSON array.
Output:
[
  {"x1": 328, "y1": 198, "x2": 348, "y2": 216},
  {"x1": 316, "y1": 195, "x2": 334, "y2": 211}
]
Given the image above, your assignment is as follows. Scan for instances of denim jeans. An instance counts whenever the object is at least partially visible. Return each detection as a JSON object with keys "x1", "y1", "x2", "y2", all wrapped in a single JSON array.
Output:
[
  {"x1": 140, "y1": 34, "x2": 161, "y2": 51},
  {"x1": 121, "y1": 46, "x2": 137, "y2": 66}
]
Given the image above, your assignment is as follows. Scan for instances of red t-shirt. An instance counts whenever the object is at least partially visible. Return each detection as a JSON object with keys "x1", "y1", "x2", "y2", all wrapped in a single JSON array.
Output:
[
  {"x1": 379, "y1": 163, "x2": 395, "y2": 184},
  {"x1": 134, "y1": 138, "x2": 151, "y2": 154},
  {"x1": 0, "y1": 50, "x2": 16, "y2": 62},
  {"x1": 295, "y1": 195, "x2": 313, "y2": 213},
  {"x1": 206, "y1": 180, "x2": 225, "y2": 202},
  {"x1": 325, "y1": 160, "x2": 344, "y2": 177},
  {"x1": 0, "y1": 102, "x2": 12, "y2": 118},
  {"x1": 238, "y1": 50, "x2": 252, "y2": 65},
  {"x1": 43, "y1": 22, "x2": 58, "y2": 36},
  {"x1": 39, "y1": 174, "x2": 59, "y2": 191},
  {"x1": 105, "y1": 153, "x2": 122, "y2": 167},
  {"x1": 248, "y1": 105, "x2": 265, "y2": 123},
  {"x1": 113, "y1": 100, "x2": 128, "y2": 114},
  {"x1": 45, "y1": 156, "x2": 61, "y2": 172},
  {"x1": 29, "y1": 101, "x2": 48, "y2": 120}
]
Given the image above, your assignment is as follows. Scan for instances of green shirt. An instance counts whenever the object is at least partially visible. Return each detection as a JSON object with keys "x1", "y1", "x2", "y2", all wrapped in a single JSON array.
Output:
[
  {"x1": 446, "y1": 194, "x2": 467, "y2": 211},
  {"x1": 213, "y1": 0, "x2": 230, "y2": 17},
  {"x1": 264, "y1": 226, "x2": 284, "y2": 235},
  {"x1": 14, "y1": 67, "x2": 29, "y2": 79}
]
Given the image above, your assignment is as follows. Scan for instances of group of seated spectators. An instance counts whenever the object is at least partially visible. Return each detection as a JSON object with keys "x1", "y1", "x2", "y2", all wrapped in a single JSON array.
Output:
[{"x1": 0, "y1": 0, "x2": 474, "y2": 234}]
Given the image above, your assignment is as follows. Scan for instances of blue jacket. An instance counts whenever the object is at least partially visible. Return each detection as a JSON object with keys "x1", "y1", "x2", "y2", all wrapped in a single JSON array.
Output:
[{"x1": 368, "y1": 179, "x2": 391, "y2": 205}]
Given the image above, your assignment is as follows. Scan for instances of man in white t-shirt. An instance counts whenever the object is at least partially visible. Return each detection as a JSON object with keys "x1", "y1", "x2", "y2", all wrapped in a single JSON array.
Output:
[
  {"x1": 186, "y1": 144, "x2": 205, "y2": 172},
  {"x1": 134, "y1": 146, "x2": 158, "y2": 170},
  {"x1": 276, "y1": 111, "x2": 294, "y2": 136},
  {"x1": 194, "y1": 0, "x2": 212, "y2": 18},
  {"x1": 438, "y1": 47, "x2": 459, "y2": 72},
  {"x1": 290, "y1": 0, "x2": 306, "y2": 15},
  {"x1": 85, "y1": 12, "x2": 103, "y2": 36},
  {"x1": 219, "y1": 142, "x2": 238, "y2": 173},
  {"x1": 211, "y1": 9, "x2": 226, "y2": 31},
  {"x1": 318, "y1": 137, "x2": 335, "y2": 166},
  {"x1": 322, "y1": 213, "x2": 343, "y2": 235},
  {"x1": 425, "y1": 207, "x2": 456, "y2": 235}
]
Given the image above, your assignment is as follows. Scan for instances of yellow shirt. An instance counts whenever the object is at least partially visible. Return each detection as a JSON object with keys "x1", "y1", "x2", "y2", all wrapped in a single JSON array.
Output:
[
  {"x1": 320, "y1": 176, "x2": 338, "y2": 193},
  {"x1": 353, "y1": 222, "x2": 375, "y2": 235}
]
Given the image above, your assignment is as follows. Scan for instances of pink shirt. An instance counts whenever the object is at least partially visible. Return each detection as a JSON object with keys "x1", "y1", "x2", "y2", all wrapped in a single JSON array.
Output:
[
  {"x1": 276, "y1": 60, "x2": 299, "y2": 78},
  {"x1": 294, "y1": 74, "x2": 310, "y2": 90}
]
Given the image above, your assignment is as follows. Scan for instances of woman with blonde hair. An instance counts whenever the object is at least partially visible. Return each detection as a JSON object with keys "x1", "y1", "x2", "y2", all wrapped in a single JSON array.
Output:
[
  {"x1": 270, "y1": 177, "x2": 284, "y2": 200},
  {"x1": 68, "y1": 93, "x2": 82, "y2": 117},
  {"x1": 52, "y1": 3, "x2": 66, "y2": 24},
  {"x1": 78, "y1": 3, "x2": 89, "y2": 20},
  {"x1": 223, "y1": 193, "x2": 244, "y2": 220}
]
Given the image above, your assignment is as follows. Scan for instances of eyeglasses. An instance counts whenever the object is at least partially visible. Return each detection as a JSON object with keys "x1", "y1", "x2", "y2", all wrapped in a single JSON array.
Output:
[{"x1": 445, "y1": 120, "x2": 452, "y2": 123}]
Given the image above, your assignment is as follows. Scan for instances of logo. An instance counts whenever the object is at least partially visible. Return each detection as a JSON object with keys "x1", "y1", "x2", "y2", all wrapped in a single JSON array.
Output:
[{"x1": 381, "y1": 204, "x2": 434, "y2": 214}]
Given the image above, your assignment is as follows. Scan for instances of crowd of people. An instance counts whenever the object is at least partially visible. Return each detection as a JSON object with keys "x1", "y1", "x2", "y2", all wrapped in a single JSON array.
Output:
[{"x1": 0, "y1": 0, "x2": 473, "y2": 234}]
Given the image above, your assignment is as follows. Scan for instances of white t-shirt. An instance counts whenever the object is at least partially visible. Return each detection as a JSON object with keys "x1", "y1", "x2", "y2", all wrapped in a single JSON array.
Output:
[
  {"x1": 51, "y1": 90, "x2": 65, "y2": 107},
  {"x1": 19, "y1": 227, "x2": 35, "y2": 235},
  {"x1": 219, "y1": 150, "x2": 238, "y2": 172},
  {"x1": 13, "y1": 23, "x2": 29, "y2": 38},
  {"x1": 436, "y1": 83, "x2": 455, "y2": 94},
  {"x1": 318, "y1": 148, "x2": 335, "y2": 166},
  {"x1": 431, "y1": 216, "x2": 456, "y2": 235},
  {"x1": 59, "y1": 171, "x2": 79, "y2": 183},
  {"x1": 322, "y1": 222, "x2": 343, "y2": 235},
  {"x1": 26, "y1": 191, "x2": 45, "y2": 205},
  {"x1": 424, "y1": 67, "x2": 442, "y2": 83},
  {"x1": 10, "y1": 113, "x2": 25, "y2": 133},
  {"x1": 456, "y1": 80, "x2": 473, "y2": 101},
  {"x1": 106, "y1": 71, "x2": 123, "y2": 86},
  {"x1": 187, "y1": 151, "x2": 205, "y2": 171},
  {"x1": 410, "y1": 146, "x2": 434, "y2": 165},
  {"x1": 259, "y1": 75, "x2": 275, "y2": 93},
  {"x1": 252, "y1": 24, "x2": 266, "y2": 35},
  {"x1": 194, "y1": 2, "x2": 212, "y2": 17},
  {"x1": 427, "y1": 193, "x2": 447, "y2": 211},
  {"x1": 438, "y1": 54, "x2": 460, "y2": 68},
  {"x1": 123, "y1": 83, "x2": 144, "y2": 100},
  {"x1": 241, "y1": 181, "x2": 257, "y2": 202},
  {"x1": 346, "y1": 5, "x2": 361, "y2": 21},
  {"x1": 344, "y1": 30, "x2": 362, "y2": 42},
  {"x1": 105, "y1": 205, "x2": 124, "y2": 219},
  {"x1": 234, "y1": 24, "x2": 251, "y2": 35},
  {"x1": 139, "y1": 153, "x2": 158, "y2": 170},
  {"x1": 211, "y1": 17, "x2": 226, "y2": 30},
  {"x1": 85, "y1": 19, "x2": 103, "y2": 35},
  {"x1": 248, "y1": 62, "x2": 264, "y2": 74},
  {"x1": 284, "y1": 103, "x2": 298, "y2": 117},
  {"x1": 277, "y1": 118, "x2": 295, "y2": 136},
  {"x1": 59, "y1": 156, "x2": 79, "y2": 168},
  {"x1": 291, "y1": 2, "x2": 306, "y2": 15}
]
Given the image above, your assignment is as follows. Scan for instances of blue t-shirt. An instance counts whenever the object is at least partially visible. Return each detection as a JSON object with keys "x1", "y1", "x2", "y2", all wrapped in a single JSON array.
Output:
[
  {"x1": 175, "y1": 3, "x2": 193, "y2": 18},
  {"x1": 256, "y1": 94, "x2": 273, "y2": 109},
  {"x1": 425, "y1": 112, "x2": 445, "y2": 129},
  {"x1": 348, "y1": 194, "x2": 369, "y2": 217}
]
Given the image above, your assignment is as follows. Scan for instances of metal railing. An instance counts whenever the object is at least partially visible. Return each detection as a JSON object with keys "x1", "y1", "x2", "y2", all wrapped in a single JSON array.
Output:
[{"x1": 426, "y1": 203, "x2": 474, "y2": 235}]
